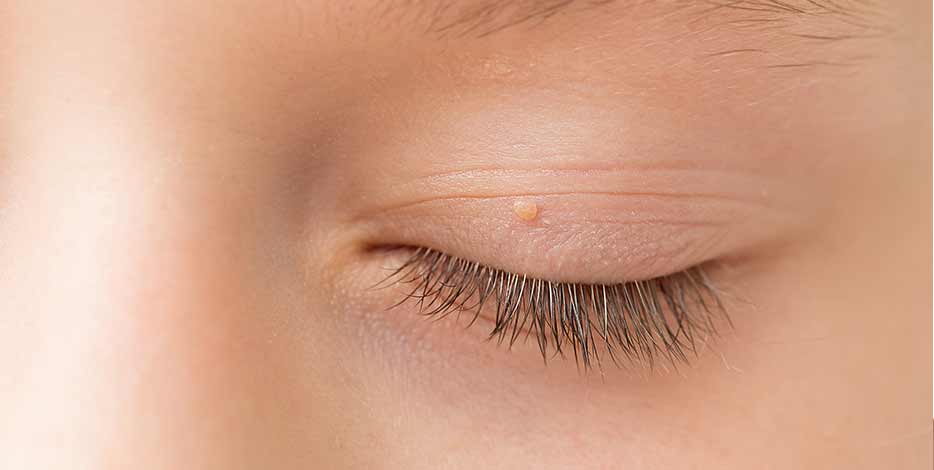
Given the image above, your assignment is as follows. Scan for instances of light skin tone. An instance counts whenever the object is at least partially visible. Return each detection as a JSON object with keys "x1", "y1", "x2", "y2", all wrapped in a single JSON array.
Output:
[{"x1": 0, "y1": 0, "x2": 930, "y2": 468}]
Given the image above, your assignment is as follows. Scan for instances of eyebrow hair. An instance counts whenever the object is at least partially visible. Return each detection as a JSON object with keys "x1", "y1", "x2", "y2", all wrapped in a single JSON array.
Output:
[
  {"x1": 386, "y1": 0, "x2": 884, "y2": 39},
  {"x1": 415, "y1": 0, "x2": 611, "y2": 38}
]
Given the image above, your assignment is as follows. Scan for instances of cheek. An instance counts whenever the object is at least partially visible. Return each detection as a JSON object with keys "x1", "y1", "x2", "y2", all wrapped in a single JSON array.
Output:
[{"x1": 327, "y1": 253, "x2": 749, "y2": 468}]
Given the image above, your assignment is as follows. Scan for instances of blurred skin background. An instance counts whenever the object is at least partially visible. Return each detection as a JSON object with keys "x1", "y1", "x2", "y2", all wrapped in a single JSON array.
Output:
[{"x1": 0, "y1": 1, "x2": 930, "y2": 469}]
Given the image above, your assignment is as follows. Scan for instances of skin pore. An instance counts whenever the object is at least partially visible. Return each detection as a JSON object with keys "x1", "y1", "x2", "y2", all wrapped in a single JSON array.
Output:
[{"x1": 0, "y1": 1, "x2": 930, "y2": 469}]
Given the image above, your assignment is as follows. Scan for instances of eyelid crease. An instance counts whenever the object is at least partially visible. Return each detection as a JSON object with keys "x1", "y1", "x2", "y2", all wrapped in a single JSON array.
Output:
[
  {"x1": 359, "y1": 189, "x2": 773, "y2": 221},
  {"x1": 355, "y1": 165, "x2": 785, "y2": 221},
  {"x1": 411, "y1": 161, "x2": 774, "y2": 179}
]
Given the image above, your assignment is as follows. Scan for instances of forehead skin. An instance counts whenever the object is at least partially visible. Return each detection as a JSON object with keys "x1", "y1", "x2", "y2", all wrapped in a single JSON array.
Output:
[{"x1": 0, "y1": 1, "x2": 930, "y2": 469}]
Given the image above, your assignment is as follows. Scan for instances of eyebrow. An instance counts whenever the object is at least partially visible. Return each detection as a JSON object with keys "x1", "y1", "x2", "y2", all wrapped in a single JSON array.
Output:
[
  {"x1": 415, "y1": 0, "x2": 608, "y2": 38},
  {"x1": 391, "y1": 0, "x2": 882, "y2": 39}
]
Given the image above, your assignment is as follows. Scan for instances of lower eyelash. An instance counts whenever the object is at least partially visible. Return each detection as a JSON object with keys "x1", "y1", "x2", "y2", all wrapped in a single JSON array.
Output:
[{"x1": 378, "y1": 247, "x2": 731, "y2": 370}]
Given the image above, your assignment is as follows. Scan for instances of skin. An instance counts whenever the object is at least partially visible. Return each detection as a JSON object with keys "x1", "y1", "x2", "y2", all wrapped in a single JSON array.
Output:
[{"x1": 0, "y1": 0, "x2": 930, "y2": 468}]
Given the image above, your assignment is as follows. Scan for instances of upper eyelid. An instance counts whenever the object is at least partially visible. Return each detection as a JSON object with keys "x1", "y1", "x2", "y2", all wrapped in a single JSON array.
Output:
[{"x1": 351, "y1": 163, "x2": 803, "y2": 283}]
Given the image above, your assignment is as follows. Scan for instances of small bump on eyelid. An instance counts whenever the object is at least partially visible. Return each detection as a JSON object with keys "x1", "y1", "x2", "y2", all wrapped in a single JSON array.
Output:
[{"x1": 512, "y1": 200, "x2": 539, "y2": 221}]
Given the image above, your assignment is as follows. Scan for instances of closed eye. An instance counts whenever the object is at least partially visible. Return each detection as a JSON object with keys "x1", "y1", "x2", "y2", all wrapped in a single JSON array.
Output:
[{"x1": 375, "y1": 246, "x2": 732, "y2": 370}]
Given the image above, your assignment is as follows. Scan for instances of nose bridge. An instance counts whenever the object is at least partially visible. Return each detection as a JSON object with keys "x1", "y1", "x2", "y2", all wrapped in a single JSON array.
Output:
[
  {"x1": 0, "y1": 4, "x2": 328, "y2": 465},
  {"x1": 0, "y1": 129, "x2": 260, "y2": 467}
]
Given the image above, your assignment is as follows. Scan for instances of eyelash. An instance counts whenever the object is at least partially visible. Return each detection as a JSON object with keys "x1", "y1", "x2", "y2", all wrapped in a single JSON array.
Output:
[{"x1": 379, "y1": 247, "x2": 731, "y2": 370}]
